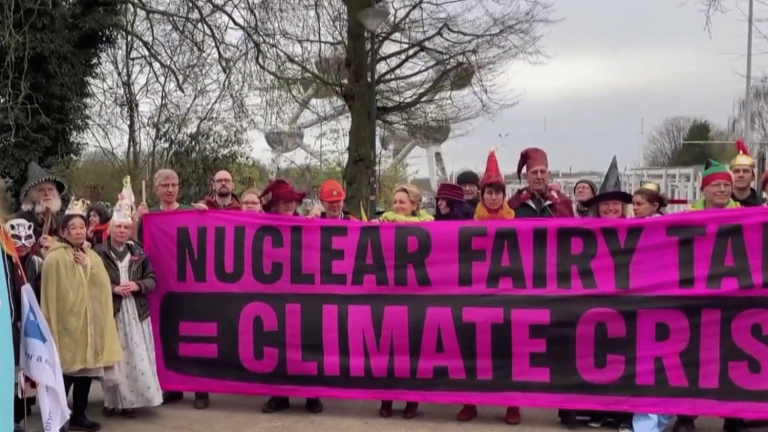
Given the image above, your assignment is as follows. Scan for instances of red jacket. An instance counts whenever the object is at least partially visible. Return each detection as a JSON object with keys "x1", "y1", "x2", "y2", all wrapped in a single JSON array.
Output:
[{"x1": 203, "y1": 194, "x2": 241, "y2": 210}]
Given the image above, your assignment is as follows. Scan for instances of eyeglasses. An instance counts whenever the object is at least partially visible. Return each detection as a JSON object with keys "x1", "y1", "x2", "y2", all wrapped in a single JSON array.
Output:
[{"x1": 158, "y1": 183, "x2": 180, "y2": 190}]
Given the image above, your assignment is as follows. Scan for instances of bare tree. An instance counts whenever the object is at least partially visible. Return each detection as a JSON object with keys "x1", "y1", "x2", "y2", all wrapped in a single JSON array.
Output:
[
  {"x1": 729, "y1": 76, "x2": 768, "y2": 148},
  {"x1": 86, "y1": 0, "x2": 251, "y2": 179},
  {"x1": 117, "y1": 0, "x2": 555, "y2": 214},
  {"x1": 643, "y1": 117, "x2": 694, "y2": 167}
]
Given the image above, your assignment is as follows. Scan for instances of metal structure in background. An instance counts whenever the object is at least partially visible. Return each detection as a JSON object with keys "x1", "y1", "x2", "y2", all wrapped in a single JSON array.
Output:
[{"x1": 745, "y1": 0, "x2": 755, "y2": 147}]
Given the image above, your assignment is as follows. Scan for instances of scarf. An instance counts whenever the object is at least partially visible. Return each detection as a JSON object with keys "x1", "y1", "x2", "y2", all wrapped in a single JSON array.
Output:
[
  {"x1": 378, "y1": 210, "x2": 434, "y2": 223},
  {"x1": 689, "y1": 199, "x2": 740, "y2": 211},
  {"x1": 109, "y1": 243, "x2": 130, "y2": 262},
  {"x1": 474, "y1": 202, "x2": 515, "y2": 221}
]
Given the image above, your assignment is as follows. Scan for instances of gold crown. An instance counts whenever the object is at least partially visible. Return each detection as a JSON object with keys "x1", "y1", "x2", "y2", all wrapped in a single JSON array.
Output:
[
  {"x1": 65, "y1": 198, "x2": 90, "y2": 217},
  {"x1": 640, "y1": 182, "x2": 660, "y2": 192},
  {"x1": 730, "y1": 153, "x2": 755, "y2": 168}
]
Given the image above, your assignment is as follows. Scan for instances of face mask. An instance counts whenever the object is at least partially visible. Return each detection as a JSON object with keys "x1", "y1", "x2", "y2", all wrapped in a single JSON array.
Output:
[{"x1": 6, "y1": 219, "x2": 35, "y2": 248}]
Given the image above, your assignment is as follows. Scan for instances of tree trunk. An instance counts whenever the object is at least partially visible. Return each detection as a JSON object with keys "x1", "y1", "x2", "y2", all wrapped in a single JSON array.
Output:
[{"x1": 342, "y1": 0, "x2": 374, "y2": 219}]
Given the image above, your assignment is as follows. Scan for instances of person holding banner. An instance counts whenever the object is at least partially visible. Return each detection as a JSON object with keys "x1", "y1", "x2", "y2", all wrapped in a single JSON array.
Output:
[
  {"x1": 458, "y1": 150, "x2": 522, "y2": 425},
  {"x1": 259, "y1": 179, "x2": 325, "y2": 414},
  {"x1": 632, "y1": 182, "x2": 667, "y2": 218},
  {"x1": 472, "y1": 150, "x2": 515, "y2": 222},
  {"x1": 316, "y1": 179, "x2": 356, "y2": 220},
  {"x1": 456, "y1": 170, "x2": 481, "y2": 210},
  {"x1": 508, "y1": 147, "x2": 574, "y2": 218},
  {"x1": 378, "y1": 184, "x2": 434, "y2": 222},
  {"x1": 378, "y1": 183, "x2": 433, "y2": 419},
  {"x1": 433, "y1": 183, "x2": 474, "y2": 220},
  {"x1": 674, "y1": 159, "x2": 750, "y2": 432},
  {"x1": 688, "y1": 160, "x2": 740, "y2": 211},
  {"x1": 40, "y1": 198, "x2": 123, "y2": 432},
  {"x1": 573, "y1": 179, "x2": 597, "y2": 218},
  {"x1": 95, "y1": 186, "x2": 163, "y2": 418},
  {"x1": 579, "y1": 157, "x2": 634, "y2": 432},
  {"x1": 240, "y1": 188, "x2": 263, "y2": 213}
]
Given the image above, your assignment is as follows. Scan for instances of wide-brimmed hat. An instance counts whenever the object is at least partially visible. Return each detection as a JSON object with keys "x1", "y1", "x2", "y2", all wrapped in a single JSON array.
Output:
[
  {"x1": 436, "y1": 183, "x2": 465, "y2": 202},
  {"x1": 20, "y1": 162, "x2": 67, "y2": 202},
  {"x1": 260, "y1": 179, "x2": 306, "y2": 212},
  {"x1": 583, "y1": 156, "x2": 632, "y2": 208}
]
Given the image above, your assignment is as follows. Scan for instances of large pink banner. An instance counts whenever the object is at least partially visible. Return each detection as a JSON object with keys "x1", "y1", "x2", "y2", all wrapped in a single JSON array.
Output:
[{"x1": 143, "y1": 208, "x2": 768, "y2": 418}]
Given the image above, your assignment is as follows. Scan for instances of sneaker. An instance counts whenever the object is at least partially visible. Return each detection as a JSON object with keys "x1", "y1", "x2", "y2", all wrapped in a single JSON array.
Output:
[
  {"x1": 379, "y1": 400, "x2": 393, "y2": 418},
  {"x1": 67, "y1": 415, "x2": 101, "y2": 432},
  {"x1": 587, "y1": 416, "x2": 604, "y2": 428},
  {"x1": 403, "y1": 402, "x2": 419, "y2": 419},
  {"x1": 618, "y1": 422, "x2": 633, "y2": 432}
]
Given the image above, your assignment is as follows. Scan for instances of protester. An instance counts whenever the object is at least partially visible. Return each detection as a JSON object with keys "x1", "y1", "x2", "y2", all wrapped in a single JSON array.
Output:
[
  {"x1": 12, "y1": 162, "x2": 68, "y2": 255},
  {"x1": 584, "y1": 157, "x2": 632, "y2": 220},
  {"x1": 688, "y1": 160, "x2": 739, "y2": 210},
  {"x1": 433, "y1": 183, "x2": 474, "y2": 220},
  {"x1": 87, "y1": 202, "x2": 111, "y2": 246},
  {"x1": 40, "y1": 198, "x2": 123, "y2": 432},
  {"x1": 675, "y1": 159, "x2": 746, "y2": 432},
  {"x1": 240, "y1": 188, "x2": 263, "y2": 213},
  {"x1": 508, "y1": 147, "x2": 574, "y2": 218},
  {"x1": 473, "y1": 149, "x2": 515, "y2": 221},
  {"x1": 95, "y1": 187, "x2": 162, "y2": 418},
  {"x1": 378, "y1": 184, "x2": 434, "y2": 223},
  {"x1": 456, "y1": 170, "x2": 481, "y2": 209},
  {"x1": 2, "y1": 194, "x2": 44, "y2": 432},
  {"x1": 729, "y1": 139, "x2": 763, "y2": 207},
  {"x1": 632, "y1": 182, "x2": 667, "y2": 218},
  {"x1": 258, "y1": 179, "x2": 323, "y2": 414},
  {"x1": 201, "y1": 170, "x2": 241, "y2": 210},
  {"x1": 133, "y1": 169, "x2": 207, "y2": 409},
  {"x1": 378, "y1": 183, "x2": 432, "y2": 419},
  {"x1": 316, "y1": 179, "x2": 356, "y2": 220},
  {"x1": 573, "y1": 179, "x2": 597, "y2": 217},
  {"x1": 459, "y1": 150, "x2": 521, "y2": 425}
]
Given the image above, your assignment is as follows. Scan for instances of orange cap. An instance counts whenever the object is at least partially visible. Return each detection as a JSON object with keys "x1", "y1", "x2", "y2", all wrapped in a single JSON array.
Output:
[{"x1": 318, "y1": 179, "x2": 345, "y2": 202}]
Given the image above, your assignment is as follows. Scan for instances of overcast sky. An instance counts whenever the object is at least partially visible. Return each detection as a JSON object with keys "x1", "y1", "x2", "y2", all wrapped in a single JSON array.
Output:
[
  {"x1": 252, "y1": 0, "x2": 768, "y2": 179},
  {"x1": 434, "y1": 0, "x2": 768, "y2": 176}
]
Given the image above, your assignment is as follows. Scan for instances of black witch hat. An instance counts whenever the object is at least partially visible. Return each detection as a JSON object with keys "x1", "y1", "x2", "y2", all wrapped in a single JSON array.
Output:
[
  {"x1": 583, "y1": 156, "x2": 632, "y2": 208},
  {"x1": 19, "y1": 162, "x2": 67, "y2": 202}
]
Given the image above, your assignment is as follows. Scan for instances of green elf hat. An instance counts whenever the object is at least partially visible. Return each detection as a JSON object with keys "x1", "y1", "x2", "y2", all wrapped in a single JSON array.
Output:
[{"x1": 701, "y1": 159, "x2": 733, "y2": 190}]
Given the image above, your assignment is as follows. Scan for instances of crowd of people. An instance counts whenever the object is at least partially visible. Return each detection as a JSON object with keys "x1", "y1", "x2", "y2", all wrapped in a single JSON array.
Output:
[{"x1": 0, "y1": 141, "x2": 765, "y2": 432}]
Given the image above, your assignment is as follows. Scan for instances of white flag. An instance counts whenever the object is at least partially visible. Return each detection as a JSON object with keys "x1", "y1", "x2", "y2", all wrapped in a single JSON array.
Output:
[{"x1": 19, "y1": 284, "x2": 70, "y2": 431}]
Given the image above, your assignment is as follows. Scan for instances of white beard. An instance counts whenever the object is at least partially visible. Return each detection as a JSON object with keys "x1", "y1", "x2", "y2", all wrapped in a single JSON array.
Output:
[{"x1": 21, "y1": 195, "x2": 62, "y2": 214}]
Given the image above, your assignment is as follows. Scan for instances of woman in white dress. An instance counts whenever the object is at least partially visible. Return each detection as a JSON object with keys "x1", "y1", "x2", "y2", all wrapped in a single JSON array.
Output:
[{"x1": 95, "y1": 208, "x2": 162, "y2": 417}]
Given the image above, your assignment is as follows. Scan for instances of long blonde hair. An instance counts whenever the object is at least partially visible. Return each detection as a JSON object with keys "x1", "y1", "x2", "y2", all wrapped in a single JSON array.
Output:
[{"x1": 393, "y1": 184, "x2": 423, "y2": 211}]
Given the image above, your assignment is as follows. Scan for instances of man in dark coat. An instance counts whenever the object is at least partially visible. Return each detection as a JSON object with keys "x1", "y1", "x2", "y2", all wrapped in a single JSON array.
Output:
[
  {"x1": 507, "y1": 148, "x2": 574, "y2": 218},
  {"x1": 730, "y1": 139, "x2": 763, "y2": 207}
]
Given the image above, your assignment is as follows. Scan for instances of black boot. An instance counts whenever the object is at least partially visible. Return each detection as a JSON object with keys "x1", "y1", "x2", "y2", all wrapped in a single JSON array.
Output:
[
  {"x1": 262, "y1": 396, "x2": 290, "y2": 413},
  {"x1": 67, "y1": 414, "x2": 101, "y2": 432},
  {"x1": 305, "y1": 398, "x2": 323, "y2": 413},
  {"x1": 162, "y1": 391, "x2": 183, "y2": 405},
  {"x1": 193, "y1": 392, "x2": 210, "y2": 409}
]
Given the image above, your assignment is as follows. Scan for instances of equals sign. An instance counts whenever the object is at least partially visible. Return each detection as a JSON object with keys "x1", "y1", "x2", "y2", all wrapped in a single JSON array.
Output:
[{"x1": 178, "y1": 321, "x2": 219, "y2": 359}]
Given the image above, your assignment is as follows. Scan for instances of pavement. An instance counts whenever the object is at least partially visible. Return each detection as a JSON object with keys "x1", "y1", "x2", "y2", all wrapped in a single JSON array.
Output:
[{"x1": 20, "y1": 387, "x2": 745, "y2": 432}]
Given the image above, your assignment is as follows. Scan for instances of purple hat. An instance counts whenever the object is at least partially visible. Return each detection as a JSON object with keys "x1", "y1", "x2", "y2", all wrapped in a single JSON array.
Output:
[{"x1": 436, "y1": 183, "x2": 465, "y2": 202}]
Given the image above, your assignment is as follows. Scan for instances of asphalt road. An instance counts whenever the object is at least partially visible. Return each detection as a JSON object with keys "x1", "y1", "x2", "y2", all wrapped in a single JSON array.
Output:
[{"x1": 20, "y1": 388, "x2": 743, "y2": 432}]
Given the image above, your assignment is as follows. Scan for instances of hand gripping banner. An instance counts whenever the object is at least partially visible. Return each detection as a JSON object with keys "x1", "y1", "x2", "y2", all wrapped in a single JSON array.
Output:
[{"x1": 143, "y1": 208, "x2": 768, "y2": 418}]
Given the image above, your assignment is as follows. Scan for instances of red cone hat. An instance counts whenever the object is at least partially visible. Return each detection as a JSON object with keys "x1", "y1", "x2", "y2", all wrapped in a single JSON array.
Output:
[{"x1": 480, "y1": 150, "x2": 505, "y2": 188}]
